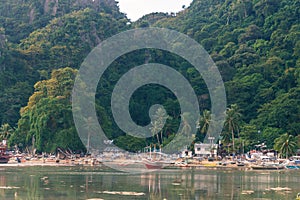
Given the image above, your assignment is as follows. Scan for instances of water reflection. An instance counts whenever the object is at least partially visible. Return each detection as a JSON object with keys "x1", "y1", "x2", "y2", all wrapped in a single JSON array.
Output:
[
  {"x1": 0, "y1": 166, "x2": 298, "y2": 200},
  {"x1": 140, "y1": 170, "x2": 299, "y2": 200}
]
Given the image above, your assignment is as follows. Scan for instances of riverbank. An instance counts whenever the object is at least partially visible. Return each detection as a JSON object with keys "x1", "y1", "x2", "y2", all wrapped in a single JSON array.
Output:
[
  {"x1": 1, "y1": 157, "x2": 99, "y2": 167},
  {"x1": 1, "y1": 157, "x2": 295, "y2": 171}
]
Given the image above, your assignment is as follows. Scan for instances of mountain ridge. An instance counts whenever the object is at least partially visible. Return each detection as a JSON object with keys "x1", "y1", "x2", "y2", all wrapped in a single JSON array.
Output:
[{"x1": 0, "y1": 0, "x2": 299, "y2": 153}]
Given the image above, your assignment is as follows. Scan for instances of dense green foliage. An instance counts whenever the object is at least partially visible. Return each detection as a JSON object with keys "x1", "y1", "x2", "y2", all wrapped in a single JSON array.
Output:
[
  {"x1": 9, "y1": 67, "x2": 85, "y2": 152},
  {"x1": 0, "y1": 0, "x2": 299, "y2": 153},
  {"x1": 0, "y1": 0, "x2": 128, "y2": 128},
  {"x1": 151, "y1": 0, "x2": 300, "y2": 153},
  {"x1": 0, "y1": 0, "x2": 125, "y2": 43}
]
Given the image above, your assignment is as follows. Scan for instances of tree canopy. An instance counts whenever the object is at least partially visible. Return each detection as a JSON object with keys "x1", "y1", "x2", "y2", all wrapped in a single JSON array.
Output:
[{"x1": 2, "y1": 0, "x2": 300, "y2": 153}]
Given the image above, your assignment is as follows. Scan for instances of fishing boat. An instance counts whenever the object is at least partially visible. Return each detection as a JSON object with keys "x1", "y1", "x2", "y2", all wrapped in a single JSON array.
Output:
[
  {"x1": 284, "y1": 157, "x2": 300, "y2": 169},
  {"x1": 142, "y1": 150, "x2": 174, "y2": 169},
  {"x1": 174, "y1": 160, "x2": 189, "y2": 167},
  {"x1": 251, "y1": 163, "x2": 284, "y2": 170},
  {"x1": 286, "y1": 165, "x2": 300, "y2": 169},
  {"x1": 143, "y1": 159, "x2": 163, "y2": 169},
  {"x1": 142, "y1": 159, "x2": 169, "y2": 169},
  {"x1": 291, "y1": 156, "x2": 300, "y2": 164}
]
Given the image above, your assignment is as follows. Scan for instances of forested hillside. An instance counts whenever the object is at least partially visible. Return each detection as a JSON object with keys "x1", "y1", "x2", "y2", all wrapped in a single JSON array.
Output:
[
  {"x1": 0, "y1": 0, "x2": 127, "y2": 126},
  {"x1": 0, "y1": 0, "x2": 124, "y2": 42},
  {"x1": 151, "y1": 0, "x2": 300, "y2": 154},
  {"x1": 0, "y1": 0, "x2": 299, "y2": 155}
]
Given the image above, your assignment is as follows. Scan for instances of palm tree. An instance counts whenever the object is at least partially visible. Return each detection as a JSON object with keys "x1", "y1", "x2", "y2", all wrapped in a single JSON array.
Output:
[
  {"x1": 198, "y1": 110, "x2": 211, "y2": 136},
  {"x1": 274, "y1": 133, "x2": 297, "y2": 159},
  {"x1": 0, "y1": 123, "x2": 14, "y2": 142},
  {"x1": 181, "y1": 113, "x2": 192, "y2": 138},
  {"x1": 224, "y1": 104, "x2": 242, "y2": 154},
  {"x1": 150, "y1": 107, "x2": 168, "y2": 145},
  {"x1": 155, "y1": 108, "x2": 168, "y2": 144},
  {"x1": 82, "y1": 116, "x2": 99, "y2": 154},
  {"x1": 150, "y1": 120, "x2": 162, "y2": 146}
]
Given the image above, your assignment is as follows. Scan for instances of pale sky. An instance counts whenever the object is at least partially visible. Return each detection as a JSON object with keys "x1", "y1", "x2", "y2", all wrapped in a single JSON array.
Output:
[{"x1": 118, "y1": 0, "x2": 193, "y2": 21}]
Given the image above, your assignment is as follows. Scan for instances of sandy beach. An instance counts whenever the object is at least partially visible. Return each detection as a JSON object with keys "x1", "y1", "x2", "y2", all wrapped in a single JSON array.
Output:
[{"x1": 0, "y1": 157, "x2": 279, "y2": 171}]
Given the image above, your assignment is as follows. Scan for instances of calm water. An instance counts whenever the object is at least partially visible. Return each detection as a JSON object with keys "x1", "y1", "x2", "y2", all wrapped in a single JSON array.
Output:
[{"x1": 0, "y1": 165, "x2": 299, "y2": 200}]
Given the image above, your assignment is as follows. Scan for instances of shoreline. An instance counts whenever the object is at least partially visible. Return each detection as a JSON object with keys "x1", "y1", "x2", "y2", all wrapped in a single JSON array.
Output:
[{"x1": 0, "y1": 159, "x2": 294, "y2": 171}]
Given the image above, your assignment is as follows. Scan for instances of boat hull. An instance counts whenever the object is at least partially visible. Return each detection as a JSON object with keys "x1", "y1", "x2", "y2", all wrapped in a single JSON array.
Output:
[
  {"x1": 251, "y1": 165, "x2": 284, "y2": 170},
  {"x1": 285, "y1": 165, "x2": 300, "y2": 169},
  {"x1": 143, "y1": 159, "x2": 170, "y2": 169},
  {"x1": 144, "y1": 163, "x2": 163, "y2": 169}
]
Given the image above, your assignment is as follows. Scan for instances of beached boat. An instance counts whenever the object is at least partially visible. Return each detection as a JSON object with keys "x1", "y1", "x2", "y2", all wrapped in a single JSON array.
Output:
[
  {"x1": 285, "y1": 165, "x2": 300, "y2": 169},
  {"x1": 174, "y1": 161, "x2": 189, "y2": 167},
  {"x1": 142, "y1": 158, "x2": 174, "y2": 169},
  {"x1": 142, "y1": 159, "x2": 169, "y2": 169},
  {"x1": 291, "y1": 156, "x2": 300, "y2": 164},
  {"x1": 251, "y1": 163, "x2": 284, "y2": 170}
]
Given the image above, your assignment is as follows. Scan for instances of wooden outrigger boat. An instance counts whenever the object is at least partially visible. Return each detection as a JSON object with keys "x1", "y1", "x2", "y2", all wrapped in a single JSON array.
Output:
[
  {"x1": 251, "y1": 163, "x2": 284, "y2": 170},
  {"x1": 143, "y1": 159, "x2": 169, "y2": 169}
]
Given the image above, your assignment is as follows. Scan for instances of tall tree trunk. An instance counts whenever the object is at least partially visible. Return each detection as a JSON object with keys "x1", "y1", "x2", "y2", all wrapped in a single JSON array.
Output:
[
  {"x1": 156, "y1": 133, "x2": 160, "y2": 146},
  {"x1": 232, "y1": 129, "x2": 235, "y2": 154},
  {"x1": 160, "y1": 131, "x2": 163, "y2": 145}
]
